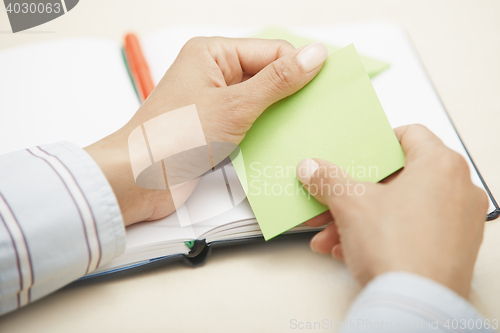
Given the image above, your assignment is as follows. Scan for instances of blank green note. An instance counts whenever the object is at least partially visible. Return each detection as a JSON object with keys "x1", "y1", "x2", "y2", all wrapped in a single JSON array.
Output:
[
  {"x1": 253, "y1": 27, "x2": 390, "y2": 78},
  {"x1": 232, "y1": 44, "x2": 405, "y2": 240}
]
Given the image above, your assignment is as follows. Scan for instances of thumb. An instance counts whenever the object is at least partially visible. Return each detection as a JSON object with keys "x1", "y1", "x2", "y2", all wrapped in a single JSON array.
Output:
[
  {"x1": 237, "y1": 42, "x2": 328, "y2": 112},
  {"x1": 297, "y1": 158, "x2": 364, "y2": 211},
  {"x1": 393, "y1": 124, "x2": 445, "y2": 163}
]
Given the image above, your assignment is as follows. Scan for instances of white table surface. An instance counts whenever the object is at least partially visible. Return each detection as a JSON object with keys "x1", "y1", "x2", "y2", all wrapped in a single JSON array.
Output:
[{"x1": 0, "y1": 1, "x2": 499, "y2": 332}]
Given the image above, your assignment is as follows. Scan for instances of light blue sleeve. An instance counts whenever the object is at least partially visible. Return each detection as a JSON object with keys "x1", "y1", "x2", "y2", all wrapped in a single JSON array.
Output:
[
  {"x1": 342, "y1": 272, "x2": 496, "y2": 332},
  {"x1": 0, "y1": 142, "x2": 125, "y2": 315}
]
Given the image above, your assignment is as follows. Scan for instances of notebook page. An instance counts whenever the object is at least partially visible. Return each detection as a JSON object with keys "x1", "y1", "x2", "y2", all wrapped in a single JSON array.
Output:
[{"x1": 0, "y1": 38, "x2": 140, "y2": 155}]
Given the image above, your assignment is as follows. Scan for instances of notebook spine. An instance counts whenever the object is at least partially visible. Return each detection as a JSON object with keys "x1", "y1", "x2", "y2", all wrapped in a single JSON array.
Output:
[
  {"x1": 182, "y1": 232, "x2": 321, "y2": 267},
  {"x1": 183, "y1": 239, "x2": 212, "y2": 267},
  {"x1": 487, "y1": 208, "x2": 500, "y2": 221}
]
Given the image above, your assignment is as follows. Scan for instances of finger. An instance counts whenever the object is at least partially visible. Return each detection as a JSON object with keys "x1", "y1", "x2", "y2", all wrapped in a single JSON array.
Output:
[
  {"x1": 310, "y1": 223, "x2": 340, "y2": 255},
  {"x1": 304, "y1": 210, "x2": 333, "y2": 227},
  {"x1": 332, "y1": 244, "x2": 344, "y2": 261},
  {"x1": 234, "y1": 42, "x2": 328, "y2": 113},
  {"x1": 229, "y1": 38, "x2": 296, "y2": 75},
  {"x1": 206, "y1": 37, "x2": 296, "y2": 86},
  {"x1": 296, "y1": 158, "x2": 366, "y2": 211},
  {"x1": 393, "y1": 124, "x2": 445, "y2": 162}
]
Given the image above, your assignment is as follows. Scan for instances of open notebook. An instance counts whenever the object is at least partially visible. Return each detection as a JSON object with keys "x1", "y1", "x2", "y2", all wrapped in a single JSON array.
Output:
[{"x1": 0, "y1": 22, "x2": 498, "y2": 278}]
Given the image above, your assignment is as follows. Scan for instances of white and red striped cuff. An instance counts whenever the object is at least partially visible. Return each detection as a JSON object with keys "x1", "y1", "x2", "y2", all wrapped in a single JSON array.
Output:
[{"x1": 0, "y1": 142, "x2": 125, "y2": 315}]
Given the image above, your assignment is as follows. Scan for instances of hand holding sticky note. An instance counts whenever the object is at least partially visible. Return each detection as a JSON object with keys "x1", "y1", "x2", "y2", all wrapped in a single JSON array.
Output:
[{"x1": 232, "y1": 44, "x2": 405, "y2": 240}]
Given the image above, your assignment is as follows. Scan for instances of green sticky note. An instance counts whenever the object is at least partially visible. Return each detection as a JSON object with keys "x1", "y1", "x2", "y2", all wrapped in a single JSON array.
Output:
[
  {"x1": 253, "y1": 27, "x2": 390, "y2": 78},
  {"x1": 232, "y1": 44, "x2": 405, "y2": 240}
]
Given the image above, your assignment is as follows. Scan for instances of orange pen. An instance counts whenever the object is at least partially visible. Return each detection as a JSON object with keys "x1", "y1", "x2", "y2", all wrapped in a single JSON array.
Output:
[{"x1": 124, "y1": 33, "x2": 155, "y2": 102}]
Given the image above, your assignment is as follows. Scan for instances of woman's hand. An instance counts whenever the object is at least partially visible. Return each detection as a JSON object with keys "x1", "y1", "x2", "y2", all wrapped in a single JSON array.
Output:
[
  {"x1": 85, "y1": 37, "x2": 328, "y2": 226},
  {"x1": 298, "y1": 124, "x2": 489, "y2": 298}
]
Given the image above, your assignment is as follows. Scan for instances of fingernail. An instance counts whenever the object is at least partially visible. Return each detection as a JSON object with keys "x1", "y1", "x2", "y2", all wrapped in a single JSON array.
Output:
[
  {"x1": 297, "y1": 158, "x2": 319, "y2": 185},
  {"x1": 310, "y1": 233, "x2": 321, "y2": 253},
  {"x1": 297, "y1": 42, "x2": 328, "y2": 72}
]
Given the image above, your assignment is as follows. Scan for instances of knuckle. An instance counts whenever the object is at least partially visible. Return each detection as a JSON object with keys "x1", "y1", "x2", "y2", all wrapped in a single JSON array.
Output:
[
  {"x1": 404, "y1": 124, "x2": 444, "y2": 153},
  {"x1": 439, "y1": 150, "x2": 470, "y2": 177},
  {"x1": 205, "y1": 36, "x2": 226, "y2": 50},
  {"x1": 475, "y1": 187, "x2": 489, "y2": 213},
  {"x1": 404, "y1": 124, "x2": 432, "y2": 143},
  {"x1": 267, "y1": 61, "x2": 295, "y2": 93},
  {"x1": 408, "y1": 123, "x2": 430, "y2": 133},
  {"x1": 272, "y1": 39, "x2": 295, "y2": 53},
  {"x1": 450, "y1": 152, "x2": 470, "y2": 175},
  {"x1": 273, "y1": 38, "x2": 293, "y2": 47},
  {"x1": 182, "y1": 36, "x2": 208, "y2": 51},
  {"x1": 207, "y1": 36, "x2": 224, "y2": 43},
  {"x1": 184, "y1": 36, "x2": 202, "y2": 46}
]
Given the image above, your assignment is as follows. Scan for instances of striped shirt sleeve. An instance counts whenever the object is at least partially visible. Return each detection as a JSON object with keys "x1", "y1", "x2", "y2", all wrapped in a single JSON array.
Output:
[
  {"x1": 0, "y1": 142, "x2": 125, "y2": 315},
  {"x1": 341, "y1": 272, "x2": 495, "y2": 332}
]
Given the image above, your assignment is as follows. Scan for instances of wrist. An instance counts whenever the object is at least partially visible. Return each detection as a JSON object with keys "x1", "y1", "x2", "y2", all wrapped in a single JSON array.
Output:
[{"x1": 84, "y1": 130, "x2": 153, "y2": 226}]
